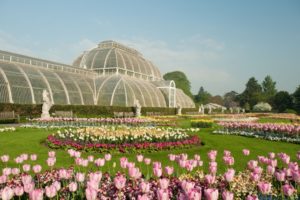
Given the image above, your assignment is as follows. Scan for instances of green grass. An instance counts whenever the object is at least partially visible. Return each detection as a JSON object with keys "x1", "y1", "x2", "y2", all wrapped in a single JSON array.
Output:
[
  {"x1": 0, "y1": 125, "x2": 299, "y2": 175},
  {"x1": 257, "y1": 117, "x2": 295, "y2": 123}
]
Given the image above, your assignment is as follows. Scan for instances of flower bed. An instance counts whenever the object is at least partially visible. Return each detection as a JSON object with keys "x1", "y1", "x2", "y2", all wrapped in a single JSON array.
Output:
[
  {"x1": 46, "y1": 127, "x2": 201, "y2": 152},
  {"x1": 30, "y1": 117, "x2": 151, "y2": 127},
  {"x1": 0, "y1": 150, "x2": 299, "y2": 200},
  {"x1": 191, "y1": 119, "x2": 214, "y2": 128},
  {"x1": 0, "y1": 127, "x2": 16, "y2": 133},
  {"x1": 213, "y1": 117, "x2": 258, "y2": 123},
  {"x1": 215, "y1": 122, "x2": 300, "y2": 144}
]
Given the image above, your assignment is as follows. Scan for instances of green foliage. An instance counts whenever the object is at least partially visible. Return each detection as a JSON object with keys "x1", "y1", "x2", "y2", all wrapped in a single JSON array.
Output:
[
  {"x1": 237, "y1": 77, "x2": 263, "y2": 109},
  {"x1": 273, "y1": 91, "x2": 293, "y2": 113},
  {"x1": 262, "y1": 75, "x2": 277, "y2": 103},
  {"x1": 223, "y1": 91, "x2": 239, "y2": 108},
  {"x1": 0, "y1": 103, "x2": 177, "y2": 118},
  {"x1": 194, "y1": 86, "x2": 212, "y2": 104},
  {"x1": 293, "y1": 85, "x2": 300, "y2": 114},
  {"x1": 191, "y1": 120, "x2": 214, "y2": 128},
  {"x1": 163, "y1": 71, "x2": 193, "y2": 98}
]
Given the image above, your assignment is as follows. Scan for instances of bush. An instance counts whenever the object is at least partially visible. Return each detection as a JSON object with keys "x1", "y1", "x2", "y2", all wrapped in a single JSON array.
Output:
[
  {"x1": 0, "y1": 103, "x2": 178, "y2": 118},
  {"x1": 253, "y1": 102, "x2": 272, "y2": 112},
  {"x1": 191, "y1": 119, "x2": 214, "y2": 128}
]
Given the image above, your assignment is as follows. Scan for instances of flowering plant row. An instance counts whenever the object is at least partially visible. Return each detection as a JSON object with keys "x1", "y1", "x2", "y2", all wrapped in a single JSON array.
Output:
[
  {"x1": 191, "y1": 119, "x2": 214, "y2": 128},
  {"x1": 217, "y1": 122, "x2": 300, "y2": 137},
  {"x1": 213, "y1": 117, "x2": 258, "y2": 123},
  {"x1": 0, "y1": 127, "x2": 15, "y2": 133},
  {"x1": 0, "y1": 149, "x2": 299, "y2": 200},
  {"x1": 46, "y1": 127, "x2": 201, "y2": 152},
  {"x1": 31, "y1": 117, "x2": 151, "y2": 127}
]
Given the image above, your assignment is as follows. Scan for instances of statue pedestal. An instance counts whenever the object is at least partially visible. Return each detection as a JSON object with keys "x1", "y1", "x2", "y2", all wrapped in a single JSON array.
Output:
[{"x1": 41, "y1": 113, "x2": 52, "y2": 119}]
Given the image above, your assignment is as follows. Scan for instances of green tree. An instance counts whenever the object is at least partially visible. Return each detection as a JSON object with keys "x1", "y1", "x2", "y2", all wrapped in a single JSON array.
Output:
[
  {"x1": 210, "y1": 95, "x2": 224, "y2": 105},
  {"x1": 273, "y1": 91, "x2": 293, "y2": 113},
  {"x1": 163, "y1": 71, "x2": 193, "y2": 97},
  {"x1": 223, "y1": 91, "x2": 239, "y2": 108},
  {"x1": 293, "y1": 85, "x2": 300, "y2": 114},
  {"x1": 262, "y1": 75, "x2": 277, "y2": 103},
  {"x1": 194, "y1": 86, "x2": 211, "y2": 104},
  {"x1": 237, "y1": 77, "x2": 263, "y2": 109}
]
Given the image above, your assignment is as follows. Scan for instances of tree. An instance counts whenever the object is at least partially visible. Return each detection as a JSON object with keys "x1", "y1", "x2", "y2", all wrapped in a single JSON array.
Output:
[
  {"x1": 262, "y1": 75, "x2": 277, "y2": 103},
  {"x1": 194, "y1": 86, "x2": 211, "y2": 104},
  {"x1": 237, "y1": 77, "x2": 263, "y2": 109},
  {"x1": 293, "y1": 85, "x2": 300, "y2": 114},
  {"x1": 273, "y1": 91, "x2": 293, "y2": 113},
  {"x1": 163, "y1": 71, "x2": 193, "y2": 98},
  {"x1": 209, "y1": 95, "x2": 224, "y2": 105},
  {"x1": 223, "y1": 91, "x2": 239, "y2": 108}
]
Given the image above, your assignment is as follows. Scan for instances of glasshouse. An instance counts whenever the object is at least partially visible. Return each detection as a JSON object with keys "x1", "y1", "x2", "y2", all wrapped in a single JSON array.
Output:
[{"x1": 0, "y1": 40, "x2": 195, "y2": 108}]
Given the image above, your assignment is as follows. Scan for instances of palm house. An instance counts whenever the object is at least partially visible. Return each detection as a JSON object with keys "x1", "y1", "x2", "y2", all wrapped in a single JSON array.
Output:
[{"x1": 0, "y1": 40, "x2": 195, "y2": 108}]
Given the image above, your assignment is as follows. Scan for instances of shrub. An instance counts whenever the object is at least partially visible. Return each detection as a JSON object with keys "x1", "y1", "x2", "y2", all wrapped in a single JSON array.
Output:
[
  {"x1": 191, "y1": 119, "x2": 214, "y2": 128},
  {"x1": 253, "y1": 102, "x2": 272, "y2": 112}
]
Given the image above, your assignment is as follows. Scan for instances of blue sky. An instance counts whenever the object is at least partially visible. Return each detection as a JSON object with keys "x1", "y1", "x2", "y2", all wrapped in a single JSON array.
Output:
[{"x1": 0, "y1": 0, "x2": 299, "y2": 95}]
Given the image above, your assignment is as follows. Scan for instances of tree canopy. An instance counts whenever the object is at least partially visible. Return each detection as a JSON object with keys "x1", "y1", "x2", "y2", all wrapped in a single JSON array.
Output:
[
  {"x1": 273, "y1": 91, "x2": 293, "y2": 113},
  {"x1": 163, "y1": 71, "x2": 193, "y2": 97},
  {"x1": 262, "y1": 75, "x2": 277, "y2": 103},
  {"x1": 293, "y1": 85, "x2": 300, "y2": 114},
  {"x1": 194, "y1": 86, "x2": 212, "y2": 105}
]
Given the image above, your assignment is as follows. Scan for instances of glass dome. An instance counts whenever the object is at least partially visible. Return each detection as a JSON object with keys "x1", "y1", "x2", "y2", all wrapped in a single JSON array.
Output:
[
  {"x1": 0, "y1": 40, "x2": 196, "y2": 108},
  {"x1": 73, "y1": 40, "x2": 162, "y2": 81}
]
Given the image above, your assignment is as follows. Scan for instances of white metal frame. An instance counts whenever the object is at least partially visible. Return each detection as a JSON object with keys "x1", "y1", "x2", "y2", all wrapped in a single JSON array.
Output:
[
  {"x1": 53, "y1": 72, "x2": 70, "y2": 104},
  {"x1": 0, "y1": 68, "x2": 13, "y2": 103},
  {"x1": 15, "y1": 65, "x2": 36, "y2": 104}
]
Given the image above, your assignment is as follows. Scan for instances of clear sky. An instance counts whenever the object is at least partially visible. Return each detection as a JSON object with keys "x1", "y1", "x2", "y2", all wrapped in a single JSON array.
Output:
[{"x1": 0, "y1": 0, "x2": 299, "y2": 95}]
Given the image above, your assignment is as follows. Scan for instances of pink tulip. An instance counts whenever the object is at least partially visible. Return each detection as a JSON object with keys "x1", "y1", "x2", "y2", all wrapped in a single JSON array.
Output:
[
  {"x1": 14, "y1": 156, "x2": 23, "y2": 164},
  {"x1": 89, "y1": 171, "x2": 102, "y2": 183},
  {"x1": 114, "y1": 175, "x2": 126, "y2": 190},
  {"x1": 1, "y1": 155, "x2": 9, "y2": 163},
  {"x1": 275, "y1": 171, "x2": 285, "y2": 182},
  {"x1": 76, "y1": 172, "x2": 85, "y2": 182},
  {"x1": 153, "y1": 167, "x2": 162, "y2": 178},
  {"x1": 52, "y1": 181, "x2": 61, "y2": 191},
  {"x1": 32, "y1": 165, "x2": 42, "y2": 173},
  {"x1": 24, "y1": 183, "x2": 35, "y2": 193},
  {"x1": 30, "y1": 154, "x2": 37, "y2": 161},
  {"x1": 94, "y1": 158, "x2": 105, "y2": 167},
  {"x1": 246, "y1": 194, "x2": 259, "y2": 200},
  {"x1": 104, "y1": 154, "x2": 111, "y2": 161},
  {"x1": 0, "y1": 175, "x2": 7, "y2": 184},
  {"x1": 207, "y1": 150, "x2": 217, "y2": 161},
  {"x1": 194, "y1": 154, "x2": 201, "y2": 161},
  {"x1": 253, "y1": 166, "x2": 263, "y2": 174},
  {"x1": 242, "y1": 149, "x2": 250, "y2": 156},
  {"x1": 2, "y1": 168, "x2": 11, "y2": 176},
  {"x1": 14, "y1": 186, "x2": 24, "y2": 196},
  {"x1": 22, "y1": 164, "x2": 31, "y2": 172},
  {"x1": 205, "y1": 174, "x2": 216, "y2": 184},
  {"x1": 153, "y1": 162, "x2": 162, "y2": 169},
  {"x1": 157, "y1": 189, "x2": 169, "y2": 200},
  {"x1": 165, "y1": 166, "x2": 174, "y2": 176},
  {"x1": 181, "y1": 180, "x2": 195, "y2": 194},
  {"x1": 138, "y1": 194, "x2": 150, "y2": 200},
  {"x1": 29, "y1": 189, "x2": 43, "y2": 200},
  {"x1": 282, "y1": 184, "x2": 295, "y2": 197},
  {"x1": 85, "y1": 187, "x2": 97, "y2": 200},
  {"x1": 74, "y1": 151, "x2": 81, "y2": 158},
  {"x1": 247, "y1": 160, "x2": 258, "y2": 170},
  {"x1": 266, "y1": 165, "x2": 275, "y2": 175},
  {"x1": 140, "y1": 181, "x2": 151, "y2": 193},
  {"x1": 48, "y1": 151, "x2": 55, "y2": 158},
  {"x1": 126, "y1": 162, "x2": 135, "y2": 169},
  {"x1": 120, "y1": 157, "x2": 128, "y2": 168},
  {"x1": 198, "y1": 160, "x2": 203, "y2": 167},
  {"x1": 292, "y1": 171, "x2": 300, "y2": 182},
  {"x1": 137, "y1": 154, "x2": 144, "y2": 162},
  {"x1": 159, "y1": 178, "x2": 169, "y2": 190},
  {"x1": 250, "y1": 172, "x2": 261, "y2": 182},
  {"x1": 1, "y1": 186, "x2": 14, "y2": 200},
  {"x1": 187, "y1": 189, "x2": 202, "y2": 200},
  {"x1": 257, "y1": 182, "x2": 271, "y2": 195},
  {"x1": 129, "y1": 167, "x2": 141, "y2": 179},
  {"x1": 204, "y1": 188, "x2": 219, "y2": 200},
  {"x1": 11, "y1": 168, "x2": 20, "y2": 175},
  {"x1": 224, "y1": 150, "x2": 231, "y2": 157},
  {"x1": 68, "y1": 182, "x2": 77, "y2": 192},
  {"x1": 88, "y1": 155, "x2": 94, "y2": 162},
  {"x1": 45, "y1": 185, "x2": 57, "y2": 198},
  {"x1": 22, "y1": 175, "x2": 32, "y2": 185},
  {"x1": 20, "y1": 154, "x2": 28, "y2": 161},
  {"x1": 168, "y1": 154, "x2": 176, "y2": 161},
  {"x1": 224, "y1": 169, "x2": 235, "y2": 182},
  {"x1": 222, "y1": 190, "x2": 234, "y2": 200},
  {"x1": 46, "y1": 157, "x2": 56, "y2": 167},
  {"x1": 144, "y1": 158, "x2": 151, "y2": 165},
  {"x1": 268, "y1": 152, "x2": 275, "y2": 159}
]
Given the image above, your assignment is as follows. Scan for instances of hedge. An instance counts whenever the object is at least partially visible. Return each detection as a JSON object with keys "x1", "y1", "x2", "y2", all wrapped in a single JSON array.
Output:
[{"x1": 0, "y1": 103, "x2": 184, "y2": 118}]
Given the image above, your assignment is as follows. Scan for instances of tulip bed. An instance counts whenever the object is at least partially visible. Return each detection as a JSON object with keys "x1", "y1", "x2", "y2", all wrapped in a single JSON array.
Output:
[
  {"x1": 0, "y1": 127, "x2": 15, "y2": 133},
  {"x1": 0, "y1": 149, "x2": 299, "y2": 200},
  {"x1": 46, "y1": 127, "x2": 201, "y2": 153},
  {"x1": 214, "y1": 122, "x2": 300, "y2": 144}
]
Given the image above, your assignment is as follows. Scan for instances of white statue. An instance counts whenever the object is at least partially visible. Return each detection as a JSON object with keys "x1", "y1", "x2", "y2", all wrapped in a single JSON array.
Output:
[
  {"x1": 221, "y1": 107, "x2": 226, "y2": 114},
  {"x1": 241, "y1": 108, "x2": 245, "y2": 113},
  {"x1": 201, "y1": 104, "x2": 205, "y2": 115},
  {"x1": 134, "y1": 99, "x2": 141, "y2": 117},
  {"x1": 236, "y1": 107, "x2": 240, "y2": 114},
  {"x1": 41, "y1": 89, "x2": 52, "y2": 119},
  {"x1": 208, "y1": 105, "x2": 212, "y2": 114},
  {"x1": 176, "y1": 104, "x2": 182, "y2": 115},
  {"x1": 229, "y1": 107, "x2": 233, "y2": 114}
]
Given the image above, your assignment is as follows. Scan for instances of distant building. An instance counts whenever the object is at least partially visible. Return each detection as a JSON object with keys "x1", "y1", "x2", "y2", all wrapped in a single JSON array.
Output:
[{"x1": 0, "y1": 40, "x2": 195, "y2": 108}]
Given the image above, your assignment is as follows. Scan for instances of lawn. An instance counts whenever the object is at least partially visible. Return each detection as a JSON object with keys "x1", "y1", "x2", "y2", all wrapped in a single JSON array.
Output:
[{"x1": 0, "y1": 123, "x2": 299, "y2": 175}]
